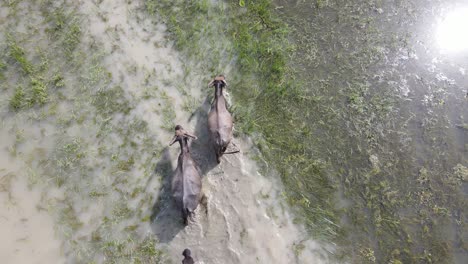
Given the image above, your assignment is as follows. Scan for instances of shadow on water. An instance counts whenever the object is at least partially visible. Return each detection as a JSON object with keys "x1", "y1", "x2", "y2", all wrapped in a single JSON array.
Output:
[
  {"x1": 188, "y1": 95, "x2": 220, "y2": 176},
  {"x1": 150, "y1": 147, "x2": 185, "y2": 243}
]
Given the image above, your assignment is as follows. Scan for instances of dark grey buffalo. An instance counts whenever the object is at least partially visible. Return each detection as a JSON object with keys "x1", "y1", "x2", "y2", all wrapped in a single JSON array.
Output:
[
  {"x1": 182, "y1": 248, "x2": 194, "y2": 264},
  {"x1": 208, "y1": 75, "x2": 235, "y2": 163},
  {"x1": 169, "y1": 125, "x2": 202, "y2": 225}
]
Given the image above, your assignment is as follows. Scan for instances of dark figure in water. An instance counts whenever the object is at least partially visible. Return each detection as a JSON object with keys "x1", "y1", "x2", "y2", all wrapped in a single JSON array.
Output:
[
  {"x1": 169, "y1": 125, "x2": 202, "y2": 225},
  {"x1": 182, "y1": 248, "x2": 194, "y2": 264}
]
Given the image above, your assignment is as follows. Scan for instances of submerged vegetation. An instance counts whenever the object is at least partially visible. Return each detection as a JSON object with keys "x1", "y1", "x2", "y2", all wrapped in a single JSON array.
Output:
[
  {"x1": 6, "y1": 38, "x2": 48, "y2": 109},
  {"x1": 146, "y1": 0, "x2": 467, "y2": 263},
  {"x1": 1, "y1": 1, "x2": 167, "y2": 262},
  {"x1": 1, "y1": 0, "x2": 465, "y2": 263}
]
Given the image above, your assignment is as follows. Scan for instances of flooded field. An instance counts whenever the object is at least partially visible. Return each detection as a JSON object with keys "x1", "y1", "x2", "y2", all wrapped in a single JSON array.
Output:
[
  {"x1": 1, "y1": 0, "x2": 466, "y2": 263},
  {"x1": 273, "y1": 0, "x2": 467, "y2": 262},
  {"x1": 0, "y1": 0, "x2": 329, "y2": 263}
]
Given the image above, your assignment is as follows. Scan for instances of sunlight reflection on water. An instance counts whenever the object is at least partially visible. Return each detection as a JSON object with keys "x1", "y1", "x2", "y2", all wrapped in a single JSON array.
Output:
[{"x1": 436, "y1": 7, "x2": 468, "y2": 52}]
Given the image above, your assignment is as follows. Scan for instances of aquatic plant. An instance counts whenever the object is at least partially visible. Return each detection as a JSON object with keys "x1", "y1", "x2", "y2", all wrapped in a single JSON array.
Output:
[
  {"x1": 10, "y1": 86, "x2": 25, "y2": 110},
  {"x1": 7, "y1": 37, "x2": 34, "y2": 74}
]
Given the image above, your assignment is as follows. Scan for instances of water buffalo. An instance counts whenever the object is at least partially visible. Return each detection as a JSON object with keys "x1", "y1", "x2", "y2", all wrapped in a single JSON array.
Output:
[
  {"x1": 182, "y1": 248, "x2": 194, "y2": 264},
  {"x1": 207, "y1": 75, "x2": 236, "y2": 163},
  {"x1": 169, "y1": 125, "x2": 202, "y2": 225}
]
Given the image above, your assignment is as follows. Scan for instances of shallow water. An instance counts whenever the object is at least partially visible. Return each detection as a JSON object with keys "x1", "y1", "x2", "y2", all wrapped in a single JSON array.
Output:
[
  {"x1": 0, "y1": 130, "x2": 64, "y2": 264},
  {"x1": 2, "y1": 0, "x2": 465, "y2": 263},
  {"x1": 274, "y1": 0, "x2": 467, "y2": 262},
  {"x1": 0, "y1": 0, "x2": 330, "y2": 263}
]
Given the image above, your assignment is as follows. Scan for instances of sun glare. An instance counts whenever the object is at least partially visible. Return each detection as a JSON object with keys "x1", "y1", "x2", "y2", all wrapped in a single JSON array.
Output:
[{"x1": 436, "y1": 7, "x2": 468, "y2": 52}]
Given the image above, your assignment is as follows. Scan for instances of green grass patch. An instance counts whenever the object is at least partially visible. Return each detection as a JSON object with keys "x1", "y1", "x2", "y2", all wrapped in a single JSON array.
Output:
[
  {"x1": 0, "y1": 60, "x2": 6, "y2": 80},
  {"x1": 42, "y1": 4, "x2": 82, "y2": 58},
  {"x1": 159, "y1": 91, "x2": 176, "y2": 131},
  {"x1": 10, "y1": 86, "x2": 25, "y2": 110},
  {"x1": 30, "y1": 77, "x2": 48, "y2": 105},
  {"x1": 7, "y1": 37, "x2": 34, "y2": 74},
  {"x1": 93, "y1": 86, "x2": 133, "y2": 117},
  {"x1": 5, "y1": 36, "x2": 52, "y2": 110}
]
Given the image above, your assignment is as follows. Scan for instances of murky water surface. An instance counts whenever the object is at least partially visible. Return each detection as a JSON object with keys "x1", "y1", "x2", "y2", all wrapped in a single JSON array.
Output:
[
  {"x1": 0, "y1": 130, "x2": 64, "y2": 263},
  {"x1": 0, "y1": 0, "x2": 330, "y2": 263},
  {"x1": 1, "y1": 0, "x2": 466, "y2": 263},
  {"x1": 274, "y1": 0, "x2": 467, "y2": 263}
]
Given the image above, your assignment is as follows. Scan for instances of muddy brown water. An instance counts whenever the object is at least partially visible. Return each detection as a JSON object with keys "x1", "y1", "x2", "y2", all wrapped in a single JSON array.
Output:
[
  {"x1": 0, "y1": 0, "x2": 331, "y2": 263},
  {"x1": 1, "y1": 0, "x2": 466, "y2": 263}
]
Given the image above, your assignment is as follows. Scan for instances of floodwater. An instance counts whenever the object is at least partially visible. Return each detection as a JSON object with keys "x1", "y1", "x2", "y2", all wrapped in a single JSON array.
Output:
[
  {"x1": 0, "y1": 0, "x2": 330, "y2": 263},
  {"x1": 0, "y1": 129, "x2": 64, "y2": 263},
  {"x1": 274, "y1": 0, "x2": 467, "y2": 263},
  {"x1": 1, "y1": 0, "x2": 466, "y2": 263}
]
